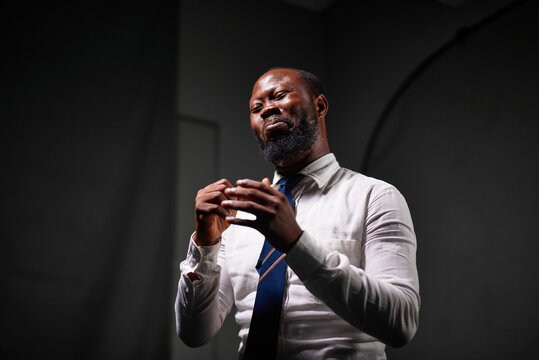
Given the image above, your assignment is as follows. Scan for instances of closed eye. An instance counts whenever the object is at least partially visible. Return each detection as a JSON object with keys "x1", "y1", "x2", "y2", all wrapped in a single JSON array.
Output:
[
  {"x1": 250, "y1": 104, "x2": 262, "y2": 113},
  {"x1": 274, "y1": 91, "x2": 288, "y2": 100}
]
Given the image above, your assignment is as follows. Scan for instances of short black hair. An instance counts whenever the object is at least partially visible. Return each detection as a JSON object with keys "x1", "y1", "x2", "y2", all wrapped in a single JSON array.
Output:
[{"x1": 268, "y1": 67, "x2": 325, "y2": 98}]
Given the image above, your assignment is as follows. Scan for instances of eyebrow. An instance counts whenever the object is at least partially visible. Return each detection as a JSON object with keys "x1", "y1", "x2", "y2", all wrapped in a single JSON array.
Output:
[{"x1": 250, "y1": 85, "x2": 284, "y2": 103}]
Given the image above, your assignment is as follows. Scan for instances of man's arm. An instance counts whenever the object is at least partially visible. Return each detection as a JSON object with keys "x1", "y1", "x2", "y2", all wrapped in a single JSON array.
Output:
[
  {"x1": 286, "y1": 186, "x2": 419, "y2": 347},
  {"x1": 175, "y1": 236, "x2": 234, "y2": 347},
  {"x1": 222, "y1": 180, "x2": 419, "y2": 347},
  {"x1": 175, "y1": 178, "x2": 236, "y2": 347}
]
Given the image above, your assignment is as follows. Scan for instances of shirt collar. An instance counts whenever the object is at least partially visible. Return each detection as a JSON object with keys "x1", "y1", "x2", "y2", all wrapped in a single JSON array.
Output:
[{"x1": 272, "y1": 153, "x2": 340, "y2": 190}]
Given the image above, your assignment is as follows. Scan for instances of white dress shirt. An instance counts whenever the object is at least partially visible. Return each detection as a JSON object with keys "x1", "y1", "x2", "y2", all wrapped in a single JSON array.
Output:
[{"x1": 176, "y1": 153, "x2": 420, "y2": 360}]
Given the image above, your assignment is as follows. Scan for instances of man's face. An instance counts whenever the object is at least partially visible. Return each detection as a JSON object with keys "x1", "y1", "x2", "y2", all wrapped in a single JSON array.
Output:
[{"x1": 249, "y1": 69, "x2": 319, "y2": 165}]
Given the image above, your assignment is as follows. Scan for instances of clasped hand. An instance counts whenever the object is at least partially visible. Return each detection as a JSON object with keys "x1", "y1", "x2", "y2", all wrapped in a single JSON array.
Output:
[{"x1": 194, "y1": 178, "x2": 303, "y2": 253}]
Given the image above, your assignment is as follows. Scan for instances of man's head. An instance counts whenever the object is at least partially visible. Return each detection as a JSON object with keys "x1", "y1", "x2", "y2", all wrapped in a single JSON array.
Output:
[{"x1": 249, "y1": 68, "x2": 329, "y2": 171}]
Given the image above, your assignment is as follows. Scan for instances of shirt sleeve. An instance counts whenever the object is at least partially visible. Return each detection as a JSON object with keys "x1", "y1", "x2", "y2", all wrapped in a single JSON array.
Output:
[
  {"x1": 175, "y1": 234, "x2": 234, "y2": 347},
  {"x1": 285, "y1": 186, "x2": 420, "y2": 347}
]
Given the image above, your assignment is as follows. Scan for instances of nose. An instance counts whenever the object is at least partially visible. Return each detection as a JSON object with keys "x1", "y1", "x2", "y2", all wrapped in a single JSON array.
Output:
[{"x1": 260, "y1": 101, "x2": 280, "y2": 120}]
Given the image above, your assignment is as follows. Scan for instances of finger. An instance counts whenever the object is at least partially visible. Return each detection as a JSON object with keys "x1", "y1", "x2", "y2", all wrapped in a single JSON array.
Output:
[
  {"x1": 225, "y1": 216, "x2": 257, "y2": 228},
  {"x1": 215, "y1": 178, "x2": 234, "y2": 188},
  {"x1": 224, "y1": 186, "x2": 275, "y2": 205},
  {"x1": 196, "y1": 202, "x2": 230, "y2": 218},
  {"x1": 202, "y1": 178, "x2": 234, "y2": 191},
  {"x1": 205, "y1": 184, "x2": 228, "y2": 192},
  {"x1": 196, "y1": 190, "x2": 234, "y2": 217},
  {"x1": 201, "y1": 180, "x2": 237, "y2": 200},
  {"x1": 221, "y1": 199, "x2": 270, "y2": 217},
  {"x1": 197, "y1": 190, "x2": 229, "y2": 205},
  {"x1": 236, "y1": 178, "x2": 275, "y2": 194},
  {"x1": 261, "y1": 177, "x2": 271, "y2": 186}
]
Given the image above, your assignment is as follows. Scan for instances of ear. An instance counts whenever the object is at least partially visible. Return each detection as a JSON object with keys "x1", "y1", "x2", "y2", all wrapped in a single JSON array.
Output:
[{"x1": 315, "y1": 94, "x2": 329, "y2": 121}]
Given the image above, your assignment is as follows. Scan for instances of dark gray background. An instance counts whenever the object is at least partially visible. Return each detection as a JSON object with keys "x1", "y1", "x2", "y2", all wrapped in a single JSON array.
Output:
[{"x1": 3, "y1": 0, "x2": 538, "y2": 359}]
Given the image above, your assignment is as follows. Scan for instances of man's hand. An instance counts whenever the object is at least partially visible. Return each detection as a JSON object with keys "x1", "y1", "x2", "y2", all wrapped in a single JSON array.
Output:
[
  {"x1": 221, "y1": 178, "x2": 303, "y2": 253},
  {"x1": 194, "y1": 179, "x2": 236, "y2": 246}
]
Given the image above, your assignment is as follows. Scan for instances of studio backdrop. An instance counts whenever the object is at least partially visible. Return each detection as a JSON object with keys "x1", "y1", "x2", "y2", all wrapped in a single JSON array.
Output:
[{"x1": 1, "y1": 1, "x2": 178, "y2": 359}]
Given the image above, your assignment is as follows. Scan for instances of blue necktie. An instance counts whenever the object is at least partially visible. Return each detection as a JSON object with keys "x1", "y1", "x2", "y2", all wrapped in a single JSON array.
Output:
[{"x1": 243, "y1": 174, "x2": 304, "y2": 360}]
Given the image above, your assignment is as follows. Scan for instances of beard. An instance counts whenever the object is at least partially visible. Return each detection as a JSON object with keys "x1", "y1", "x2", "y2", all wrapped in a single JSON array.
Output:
[{"x1": 255, "y1": 107, "x2": 319, "y2": 165}]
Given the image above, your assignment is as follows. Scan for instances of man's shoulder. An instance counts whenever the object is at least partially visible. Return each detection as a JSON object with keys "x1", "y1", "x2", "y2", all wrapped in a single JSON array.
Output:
[
  {"x1": 332, "y1": 167, "x2": 397, "y2": 194},
  {"x1": 331, "y1": 168, "x2": 409, "y2": 213}
]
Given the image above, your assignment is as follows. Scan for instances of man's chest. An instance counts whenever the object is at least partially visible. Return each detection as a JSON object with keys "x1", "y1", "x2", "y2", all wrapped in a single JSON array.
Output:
[{"x1": 222, "y1": 192, "x2": 368, "y2": 307}]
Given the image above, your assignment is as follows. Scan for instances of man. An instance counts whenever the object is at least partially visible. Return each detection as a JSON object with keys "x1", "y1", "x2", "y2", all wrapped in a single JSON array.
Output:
[{"x1": 176, "y1": 68, "x2": 420, "y2": 359}]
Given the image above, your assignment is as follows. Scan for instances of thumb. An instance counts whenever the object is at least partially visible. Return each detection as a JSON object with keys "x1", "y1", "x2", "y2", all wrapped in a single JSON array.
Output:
[{"x1": 261, "y1": 177, "x2": 271, "y2": 186}]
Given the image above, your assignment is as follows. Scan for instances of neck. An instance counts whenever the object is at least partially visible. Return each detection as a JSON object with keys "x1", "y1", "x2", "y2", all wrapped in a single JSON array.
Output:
[
  {"x1": 275, "y1": 155, "x2": 312, "y2": 176},
  {"x1": 274, "y1": 145, "x2": 330, "y2": 176}
]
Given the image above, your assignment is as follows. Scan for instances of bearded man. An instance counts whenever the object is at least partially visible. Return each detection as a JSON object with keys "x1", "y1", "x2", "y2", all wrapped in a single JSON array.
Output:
[{"x1": 175, "y1": 68, "x2": 420, "y2": 360}]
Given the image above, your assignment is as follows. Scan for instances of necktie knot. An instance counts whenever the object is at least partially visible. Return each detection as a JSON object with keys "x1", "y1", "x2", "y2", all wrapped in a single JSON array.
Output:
[{"x1": 278, "y1": 174, "x2": 304, "y2": 205}]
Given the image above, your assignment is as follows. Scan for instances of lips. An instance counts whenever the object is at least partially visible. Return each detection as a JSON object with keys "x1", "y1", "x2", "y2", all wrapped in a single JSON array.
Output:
[
  {"x1": 266, "y1": 121, "x2": 288, "y2": 131},
  {"x1": 264, "y1": 116, "x2": 291, "y2": 138}
]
